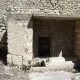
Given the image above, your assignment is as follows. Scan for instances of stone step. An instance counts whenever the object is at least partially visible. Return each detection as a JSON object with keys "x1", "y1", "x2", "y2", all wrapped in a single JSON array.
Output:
[
  {"x1": 31, "y1": 57, "x2": 80, "y2": 70},
  {"x1": 32, "y1": 57, "x2": 65, "y2": 63},
  {"x1": 46, "y1": 60, "x2": 80, "y2": 70},
  {"x1": 48, "y1": 57, "x2": 65, "y2": 63},
  {"x1": 46, "y1": 61, "x2": 74, "y2": 70}
]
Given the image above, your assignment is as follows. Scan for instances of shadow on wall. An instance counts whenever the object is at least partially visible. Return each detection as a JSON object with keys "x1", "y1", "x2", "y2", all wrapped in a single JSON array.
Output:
[
  {"x1": 0, "y1": 31, "x2": 7, "y2": 65},
  {"x1": 32, "y1": 18, "x2": 76, "y2": 60},
  {"x1": 73, "y1": 60, "x2": 80, "y2": 72}
]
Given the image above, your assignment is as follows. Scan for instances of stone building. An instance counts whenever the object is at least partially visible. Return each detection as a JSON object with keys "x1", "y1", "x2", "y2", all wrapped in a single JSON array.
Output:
[{"x1": 0, "y1": 0, "x2": 80, "y2": 65}]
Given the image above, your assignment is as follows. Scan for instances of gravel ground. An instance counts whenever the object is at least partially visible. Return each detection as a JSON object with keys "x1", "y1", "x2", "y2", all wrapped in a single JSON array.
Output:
[
  {"x1": 29, "y1": 71, "x2": 73, "y2": 80},
  {"x1": 0, "y1": 65, "x2": 29, "y2": 80},
  {"x1": 0, "y1": 64, "x2": 80, "y2": 80},
  {"x1": 29, "y1": 67, "x2": 80, "y2": 80}
]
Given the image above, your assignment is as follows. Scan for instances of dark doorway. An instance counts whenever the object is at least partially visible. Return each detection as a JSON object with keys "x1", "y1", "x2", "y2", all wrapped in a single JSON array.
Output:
[
  {"x1": 38, "y1": 37, "x2": 50, "y2": 57},
  {"x1": 0, "y1": 31, "x2": 7, "y2": 65}
]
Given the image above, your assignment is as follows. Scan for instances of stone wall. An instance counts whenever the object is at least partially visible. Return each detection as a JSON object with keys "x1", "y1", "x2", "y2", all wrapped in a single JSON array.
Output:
[
  {"x1": 0, "y1": 0, "x2": 80, "y2": 17},
  {"x1": 33, "y1": 19, "x2": 75, "y2": 59},
  {"x1": 6, "y1": 0, "x2": 80, "y2": 15},
  {"x1": 75, "y1": 21, "x2": 80, "y2": 59},
  {"x1": 0, "y1": 0, "x2": 80, "y2": 65}
]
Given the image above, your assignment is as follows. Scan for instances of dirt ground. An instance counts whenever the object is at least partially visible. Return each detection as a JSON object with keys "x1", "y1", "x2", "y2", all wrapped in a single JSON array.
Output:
[{"x1": 0, "y1": 61, "x2": 80, "y2": 80}]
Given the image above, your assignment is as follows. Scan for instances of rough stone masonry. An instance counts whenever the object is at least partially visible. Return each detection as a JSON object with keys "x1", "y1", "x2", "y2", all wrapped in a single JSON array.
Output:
[{"x1": 0, "y1": 0, "x2": 80, "y2": 65}]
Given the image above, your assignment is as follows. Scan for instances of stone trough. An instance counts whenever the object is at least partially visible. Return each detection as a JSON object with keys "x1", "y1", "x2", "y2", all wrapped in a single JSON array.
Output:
[{"x1": 31, "y1": 57, "x2": 80, "y2": 71}]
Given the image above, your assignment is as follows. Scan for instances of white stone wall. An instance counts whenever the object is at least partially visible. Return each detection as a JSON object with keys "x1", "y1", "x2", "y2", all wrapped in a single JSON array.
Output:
[{"x1": 7, "y1": 14, "x2": 33, "y2": 65}]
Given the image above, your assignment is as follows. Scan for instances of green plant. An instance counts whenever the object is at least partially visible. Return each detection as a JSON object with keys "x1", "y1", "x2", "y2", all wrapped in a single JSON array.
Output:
[{"x1": 32, "y1": 62, "x2": 41, "y2": 67}]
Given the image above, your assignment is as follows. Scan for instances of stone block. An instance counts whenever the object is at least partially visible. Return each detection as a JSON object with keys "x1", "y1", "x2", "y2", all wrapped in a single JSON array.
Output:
[
  {"x1": 51, "y1": 0, "x2": 57, "y2": 3},
  {"x1": 27, "y1": 46, "x2": 33, "y2": 52},
  {"x1": 77, "y1": 34, "x2": 80, "y2": 38},
  {"x1": 75, "y1": 29, "x2": 80, "y2": 32},
  {"x1": 7, "y1": 54, "x2": 12, "y2": 64},
  {"x1": 76, "y1": 41, "x2": 80, "y2": 45},
  {"x1": 12, "y1": 55, "x2": 22, "y2": 65},
  {"x1": 18, "y1": 21, "x2": 23, "y2": 26},
  {"x1": 30, "y1": 67, "x2": 47, "y2": 72},
  {"x1": 23, "y1": 53, "x2": 33, "y2": 62},
  {"x1": 76, "y1": 45, "x2": 80, "y2": 50},
  {"x1": 75, "y1": 21, "x2": 80, "y2": 25},
  {"x1": 46, "y1": 61, "x2": 74, "y2": 70},
  {"x1": 26, "y1": 35, "x2": 33, "y2": 40},
  {"x1": 26, "y1": 42, "x2": 32, "y2": 46},
  {"x1": 24, "y1": 43, "x2": 33, "y2": 52},
  {"x1": 75, "y1": 51, "x2": 80, "y2": 58},
  {"x1": 44, "y1": 9, "x2": 52, "y2": 13},
  {"x1": 49, "y1": 57, "x2": 65, "y2": 63},
  {"x1": 0, "y1": 29, "x2": 2, "y2": 32},
  {"x1": 22, "y1": 61, "x2": 29, "y2": 66},
  {"x1": 25, "y1": 28, "x2": 33, "y2": 34},
  {"x1": 54, "y1": 10, "x2": 60, "y2": 14}
]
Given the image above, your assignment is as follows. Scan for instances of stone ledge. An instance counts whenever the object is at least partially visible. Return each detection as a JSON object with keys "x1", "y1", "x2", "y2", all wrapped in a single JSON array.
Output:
[
  {"x1": 49, "y1": 57, "x2": 65, "y2": 63},
  {"x1": 33, "y1": 13, "x2": 80, "y2": 20},
  {"x1": 46, "y1": 61, "x2": 74, "y2": 70}
]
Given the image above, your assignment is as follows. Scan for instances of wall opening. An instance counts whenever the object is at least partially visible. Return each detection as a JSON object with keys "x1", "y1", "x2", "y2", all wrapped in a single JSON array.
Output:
[
  {"x1": 33, "y1": 17, "x2": 76, "y2": 60},
  {"x1": 38, "y1": 37, "x2": 50, "y2": 57},
  {"x1": 0, "y1": 31, "x2": 7, "y2": 65},
  {"x1": 33, "y1": 17, "x2": 80, "y2": 60}
]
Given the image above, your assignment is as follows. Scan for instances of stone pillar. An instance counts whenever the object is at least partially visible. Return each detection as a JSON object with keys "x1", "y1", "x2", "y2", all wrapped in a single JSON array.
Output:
[
  {"x1": 7, "y1": 14, "x2": 33, "y2": 65},
  {"x1": 75, "y1": 21, "x2": 80, "y2": 59},
  {"x1": 7, "y1": 17, "x2": 24, "y2": 65}
]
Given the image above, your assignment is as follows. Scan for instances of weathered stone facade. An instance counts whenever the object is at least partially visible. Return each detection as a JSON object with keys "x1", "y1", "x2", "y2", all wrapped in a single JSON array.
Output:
[{"x1": 0, "y1": 0, "x2": 80, "y2": 65}]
